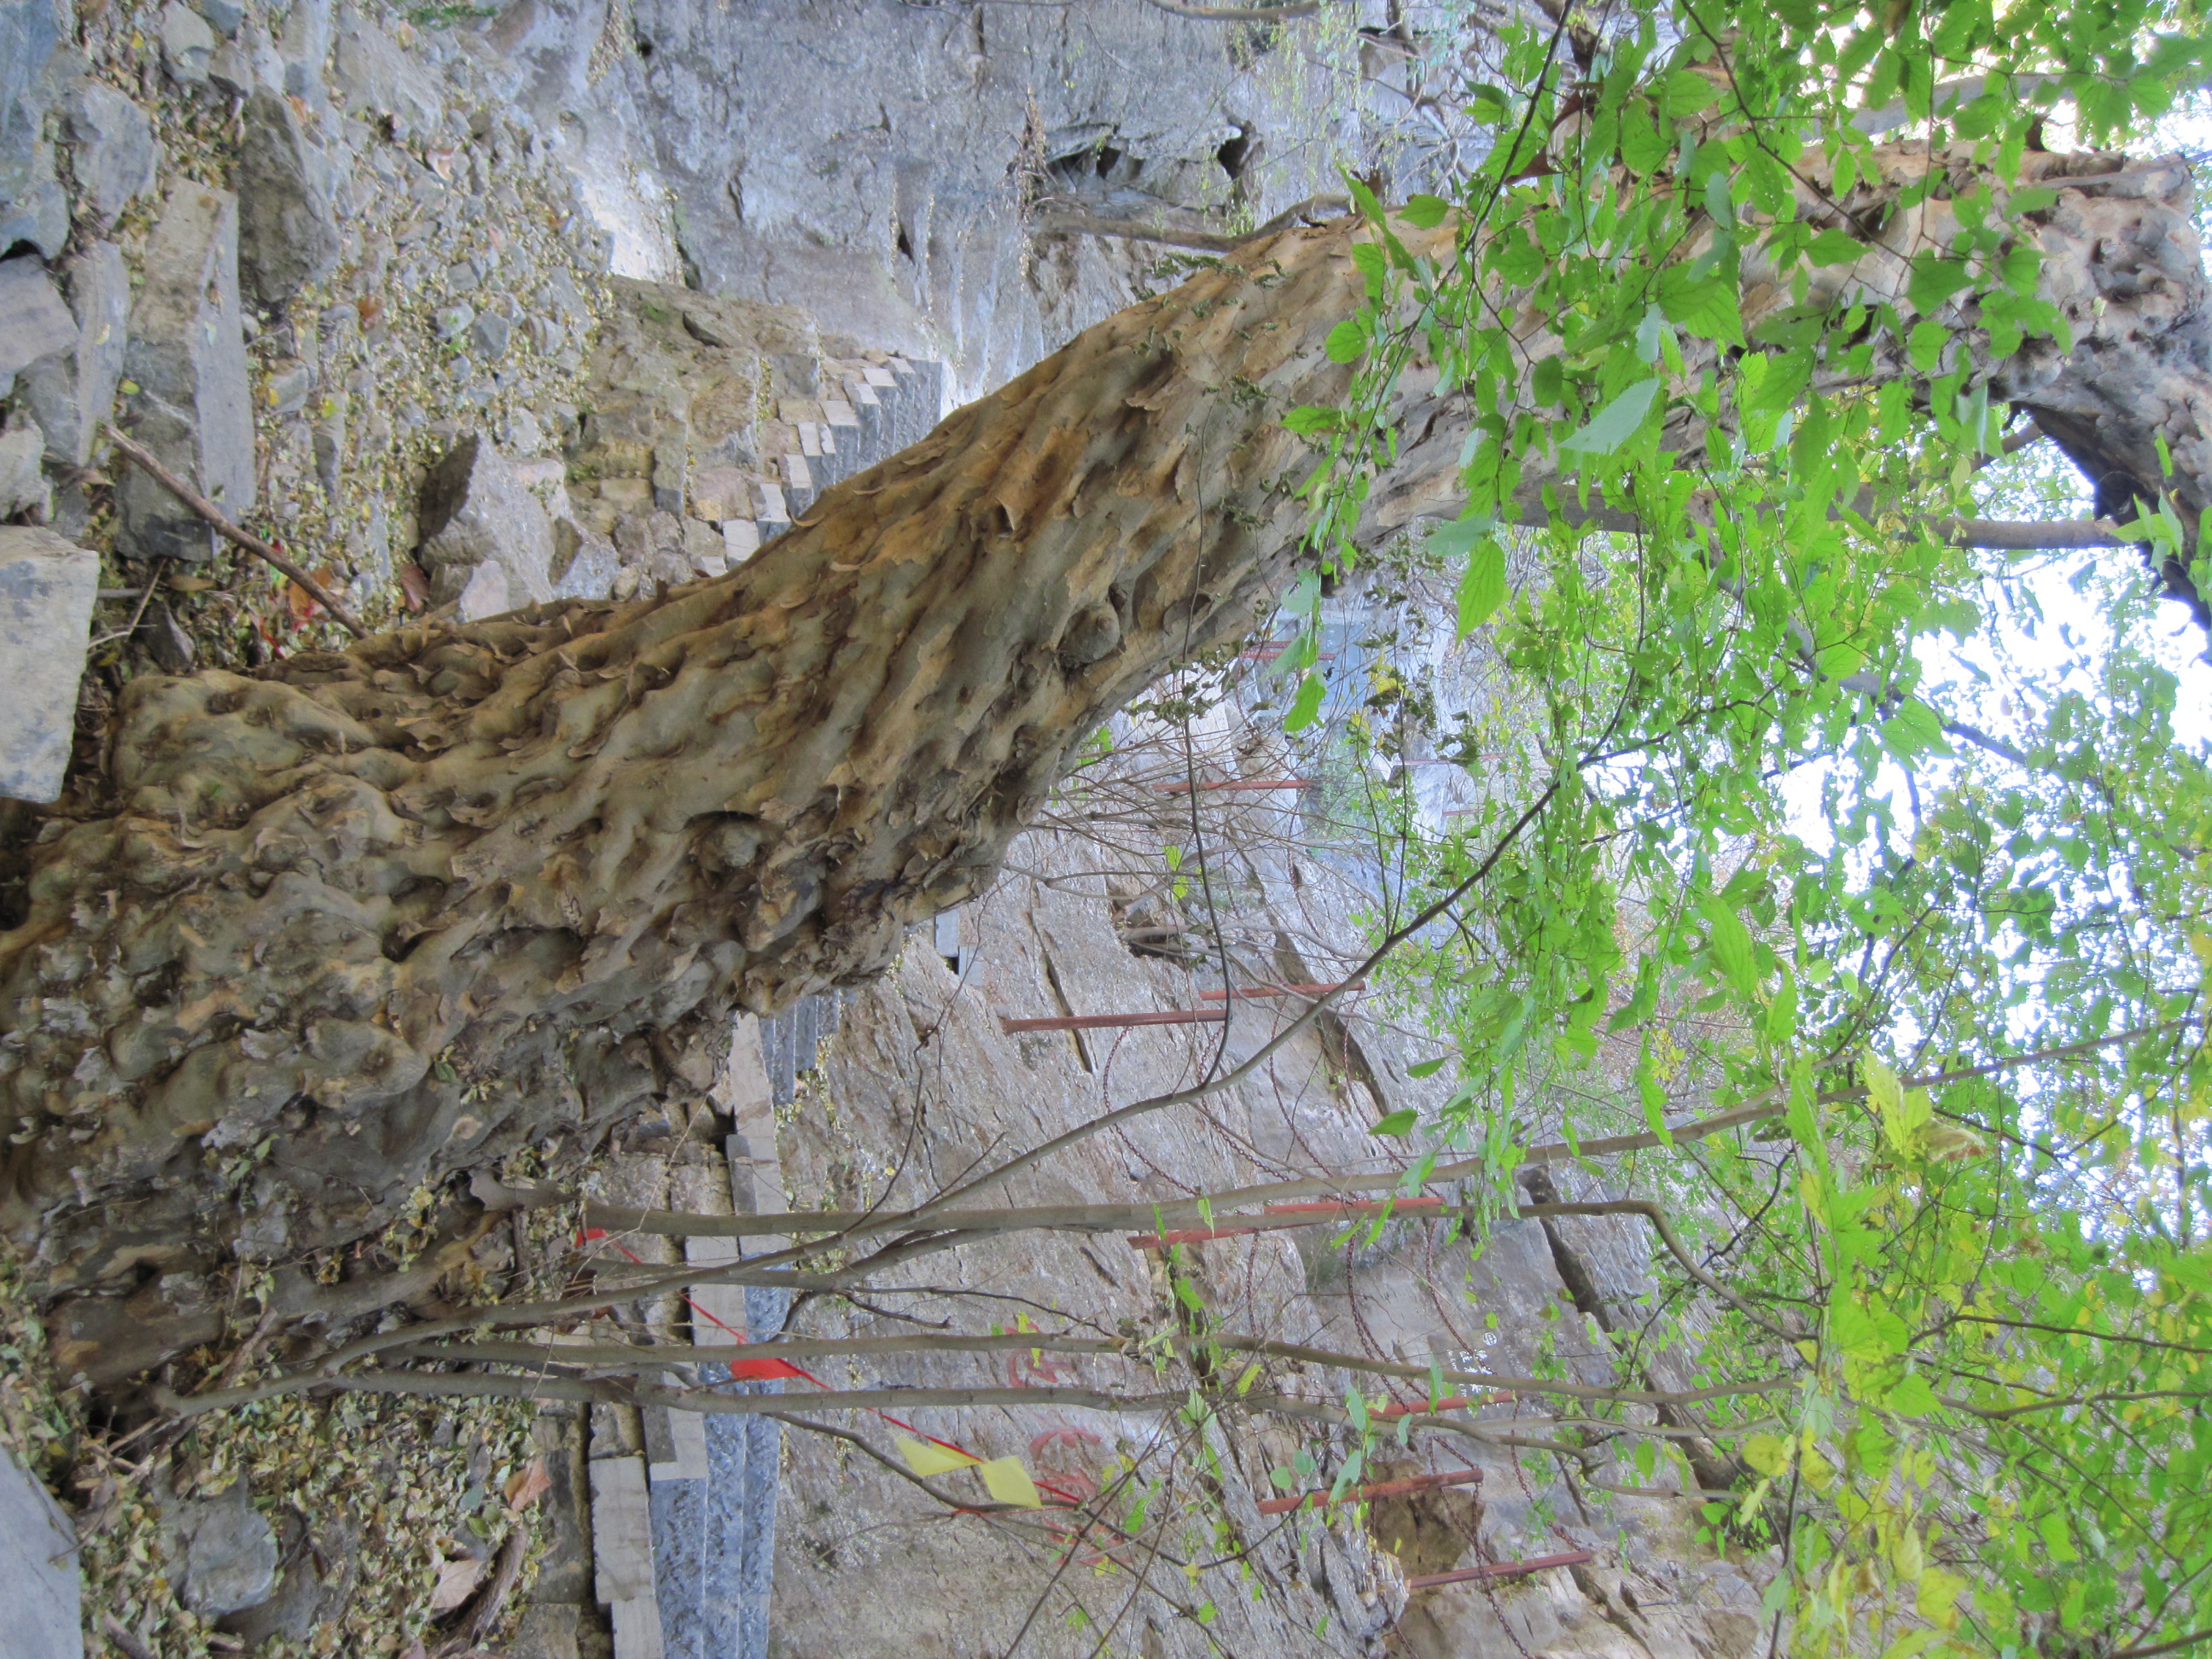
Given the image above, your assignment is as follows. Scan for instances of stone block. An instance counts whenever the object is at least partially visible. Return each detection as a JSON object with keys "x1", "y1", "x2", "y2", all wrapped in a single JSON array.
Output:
[
  {"x1": 588, "y1": 1454, "x2": 656, "y2": 1606},
  {"x1": 416, "y1": 433, "x2": 556, "y2": 609},
  {"x1": 509, "y1": 1604, "x2": 581, "y2": 1659},
  {"x1": 195, "y1": 0, "x2": 242, "y2": 36},
  {"x1": 118, "y1": 183, "x2": 255, "y2": 561},
  {"x1": 689, "y1": 465, "x2": 751, "y2": 522},
  {"x1": 20, "y1": 241, "x2": 130, "y2": 467},
  {"x1": 0, "y1": 1443, "x2": 79, "y2": 1659},
  {"x1": 0, "y1": 254, "x2": 75, "y2": 381},
  {"x1": 0, "y1": 418, "x2": 49, "y2": 519},
  {"x1": 550, "y1": 516, "x2": 619, "y2": 600},
  {"x1": 681, "y1": 515, "x2": 726, "y2": 577},
  {"x1": 63, "y1": 81, "x2": 160, "y2": 225},
  {"x1": 643, "y1": 1403, "x2": 707, "y2": 1484},
  {"x1": 1, "y1": 0, "x2": 61, "y2": 141},
  {"x1": 0, "y1": 526, "x2": 96, "y2": 804},
  {"x1": 236, "y1": 90, "x2": 340, "y2": 309},
  {"x1": 161, "y1": 1, "x2": 216, "y2": 84},
  {"x1": 720, "y1": 519, "x2": 759, "y2": 565}
]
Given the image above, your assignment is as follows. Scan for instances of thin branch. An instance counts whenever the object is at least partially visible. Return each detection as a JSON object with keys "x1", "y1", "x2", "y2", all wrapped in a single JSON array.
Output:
[
  {"x1": 1140, "y1": 0, "x2": 1320, "y2": 18},
  {"x1": 1516, "y1": 1200, "x2": 1803, "y2": 1340},
  {"x1": 103, "y1": 423, "x2": 370, "y2": 637}
]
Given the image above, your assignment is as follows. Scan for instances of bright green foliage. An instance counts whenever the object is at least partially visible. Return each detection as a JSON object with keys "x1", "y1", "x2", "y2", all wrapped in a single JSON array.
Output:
[{"x1": 1286, "y1": 0, "x2": 2212, "y2": 1650}]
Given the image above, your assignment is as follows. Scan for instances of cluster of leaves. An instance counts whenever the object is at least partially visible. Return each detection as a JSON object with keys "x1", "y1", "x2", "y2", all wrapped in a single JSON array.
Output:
[{"x1": 1278, "y1": 0, "x2": 2212, "y2": 1650}]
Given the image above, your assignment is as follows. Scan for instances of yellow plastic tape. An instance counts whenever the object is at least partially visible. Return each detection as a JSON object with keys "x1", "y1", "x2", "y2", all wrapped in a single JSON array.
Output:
[
  {"x1": 980, "y1": 1456, "x2": 1043, "y2": 1509},
  {"x1": 897, "y1": 1436, "x2": 980, "y2": 1477}
]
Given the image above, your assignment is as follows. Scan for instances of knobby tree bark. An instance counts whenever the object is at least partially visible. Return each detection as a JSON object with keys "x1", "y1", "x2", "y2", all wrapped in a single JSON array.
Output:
[{"x1": 3, "y1": 136, "x2": 2205, "y2": 1383}]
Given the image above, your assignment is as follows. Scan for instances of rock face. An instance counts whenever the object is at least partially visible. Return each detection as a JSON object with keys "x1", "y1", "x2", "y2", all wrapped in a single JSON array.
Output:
[
  {"x1": 20, "y1": 241, "x2": 130, "y2": 466},
  {"x1": 329, "y1": 4, "x2": 444, "y2": 143},
  {"x1": 416, "y1": 434, "x2": 557, "y2": 616},
  {"x1": 0, "y1": 526, "x2": 97, "y2": 805},
  {"x1": 236, "y1": 89, "x2": 341, "y2": 309},
  {"x1": 117, "y1": 183, "x2": 256, "y2": 561}
]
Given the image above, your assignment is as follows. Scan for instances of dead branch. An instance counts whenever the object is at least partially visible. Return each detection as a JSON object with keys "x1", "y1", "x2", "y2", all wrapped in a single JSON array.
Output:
[{"x1": 102, "y1": 423, "x2": 370, "y2": 637}]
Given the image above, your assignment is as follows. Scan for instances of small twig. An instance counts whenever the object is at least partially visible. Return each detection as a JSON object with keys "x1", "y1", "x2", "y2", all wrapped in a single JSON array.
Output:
[
  {"x1": 214, "y1": 1302, "x2": 286, "y2": 1391},
  {"x1": 103, "y1": 423, "x2": 369, "y2": 638},
  {"x1": 88, "y1": 556, "x2": 170, "y2": 652},
  {"x1": 445, "y1": 1526, "x2": 528, "y2": 1650}
]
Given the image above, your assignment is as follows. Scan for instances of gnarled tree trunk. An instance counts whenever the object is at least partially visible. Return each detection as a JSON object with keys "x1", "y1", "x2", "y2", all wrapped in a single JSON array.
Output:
[{"x1": 4, "y1": 140, "x2": 2206, "y2": 1382}]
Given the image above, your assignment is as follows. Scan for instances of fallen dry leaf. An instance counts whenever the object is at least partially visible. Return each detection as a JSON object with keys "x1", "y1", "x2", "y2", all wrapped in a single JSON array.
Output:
[
  {"x1": 504, "y1": 1457, "x2": 550, "y2": 1513},
  {"x1": 399, "y1": 561, "x2": 431, "y2": 612},
  {"x1": 428, "y1": 1554, "x2": 489, "y2": 1615}
]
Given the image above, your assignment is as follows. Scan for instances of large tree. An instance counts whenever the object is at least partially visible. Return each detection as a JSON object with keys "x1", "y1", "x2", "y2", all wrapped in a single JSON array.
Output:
[{"x1": 6, "y1": 0, "x2": 2209, "y2": 1406}]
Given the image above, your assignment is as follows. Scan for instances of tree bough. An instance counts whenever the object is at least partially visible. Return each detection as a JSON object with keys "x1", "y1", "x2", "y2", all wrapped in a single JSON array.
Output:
[{"x1": 5, "y1": 127, "x2": 2207, "y2": 1385}]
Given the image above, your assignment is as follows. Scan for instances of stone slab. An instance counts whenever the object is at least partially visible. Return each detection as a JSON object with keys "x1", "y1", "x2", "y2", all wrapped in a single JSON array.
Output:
[
  {"x1": 236, "y1": 89, "x2": 339, "y2": 308},
  {"x1": 119, "y1": 183, "x2": 255, "y2": 561},
  {"x1": 20, "y1": 241, "x2": 131, "y2": 467},
  {"x1": 0, "y1": 526, "x2": 97, "y2": 804},
  {"x1": 0, "y1": 254, "x2": 76, "y2": 381},
  {"x1": 0, "y1": 1442, "x2": 81, "y2": 1659},
  {"x1": 587, "y1": 1454, "x2": 655, "y2": 1606}
]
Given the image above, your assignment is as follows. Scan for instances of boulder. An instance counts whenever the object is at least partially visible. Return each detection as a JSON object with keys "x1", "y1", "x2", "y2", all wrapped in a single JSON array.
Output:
[
  {"x1": 0, "y1": 418, "x2": 49, "y2": 519},
  {"x1": 416, "y1": 434, "x2": 556, "y2": 614},
  {"x1": 20, "y1": 241, "x2": 131, "y2": 466},
  {"x1": 236, "y1": 90, "x2": 340, "y2": 309},
  {"x1": 63, "y1": 80, "x2": 160, "y2": 225},
  {"x1": 117, "y1": 183, "x2": 256, "y2": 562},
  {"x1": 195, "y1": 0, "x2": 242, "y2": 36},
  {"x1": 0, "y1": 254, "x2": 76, "y2": 382},
  {"x1": 161, "y1": 0, "x2": 216, "y2": 84},
  {"x1": 550, "y1": 515, "x2": 619, "y2": 600},
  {"x1": 0, "y1": 525, "x2": 97, "y2": 805},
  {"x1": 172, "y1": 1483, "x2": 279, "y2": 1617},
  {"x1": 1, "y1": 0, "x2": 61, "y2": 141},
  {"x1": 0, "y1": 0, "x2": 68, "y2": 268}
]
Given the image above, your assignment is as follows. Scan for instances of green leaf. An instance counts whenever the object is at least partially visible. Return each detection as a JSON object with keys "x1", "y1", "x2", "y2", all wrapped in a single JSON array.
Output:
[
  {"x1": 1284, "y1": 670, "x2": 1325, "y2": 732},
  {"x1": 1282, "y1": 405, "x2": 1342, "y2": 436},
  {"x1": 1406, "y1": 1055, "x2": 1452, "y2": 1078},
  {"x1": 1456, "y1": 536, "x2": 1508, "y2": 635},
  {"x1": 1699, "y1": 894, "x2": 1759, "y2": 997},
  {"x1": 1802, "y1": 227, "x2": 1867, "y2": 265},
  {"x1": 1887, "y1": 1371, "x2": 1941, "y2": 1416},
  {"x1": 1464, "y1": 84, "x2": 1511, "y2": 125},
  {"x1": 1906, "y1": 257, "x2": 1974, "y2": 316},
  {"x1": 1659, "y1": 268, "x2": 1745, "y2": 346},
  {"x1": 1370, "y1": 1109, "x2": 1419, "y2": 1138},
  {"x1": 1662, "y1": 67, "x2": 1719, "y2": 115},
  {"x1": 1324, "y1": 319, "x2": 1367, "y2": 364},
  {"x1": 1907, "y1": 318, "x2": 1948, "y2": 371},
  {"x1": 1400, "y1": 194, "x2": 1449, "y2": 230},
  {"x1": 1559, "y1": 378, "x2": 1661, "y2": 454}
]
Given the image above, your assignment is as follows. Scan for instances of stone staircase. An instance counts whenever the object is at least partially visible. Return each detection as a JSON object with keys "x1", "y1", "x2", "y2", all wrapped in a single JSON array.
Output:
[{"x1": 579, "y1": 1004, "x2": 825, "y2": 1659}]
